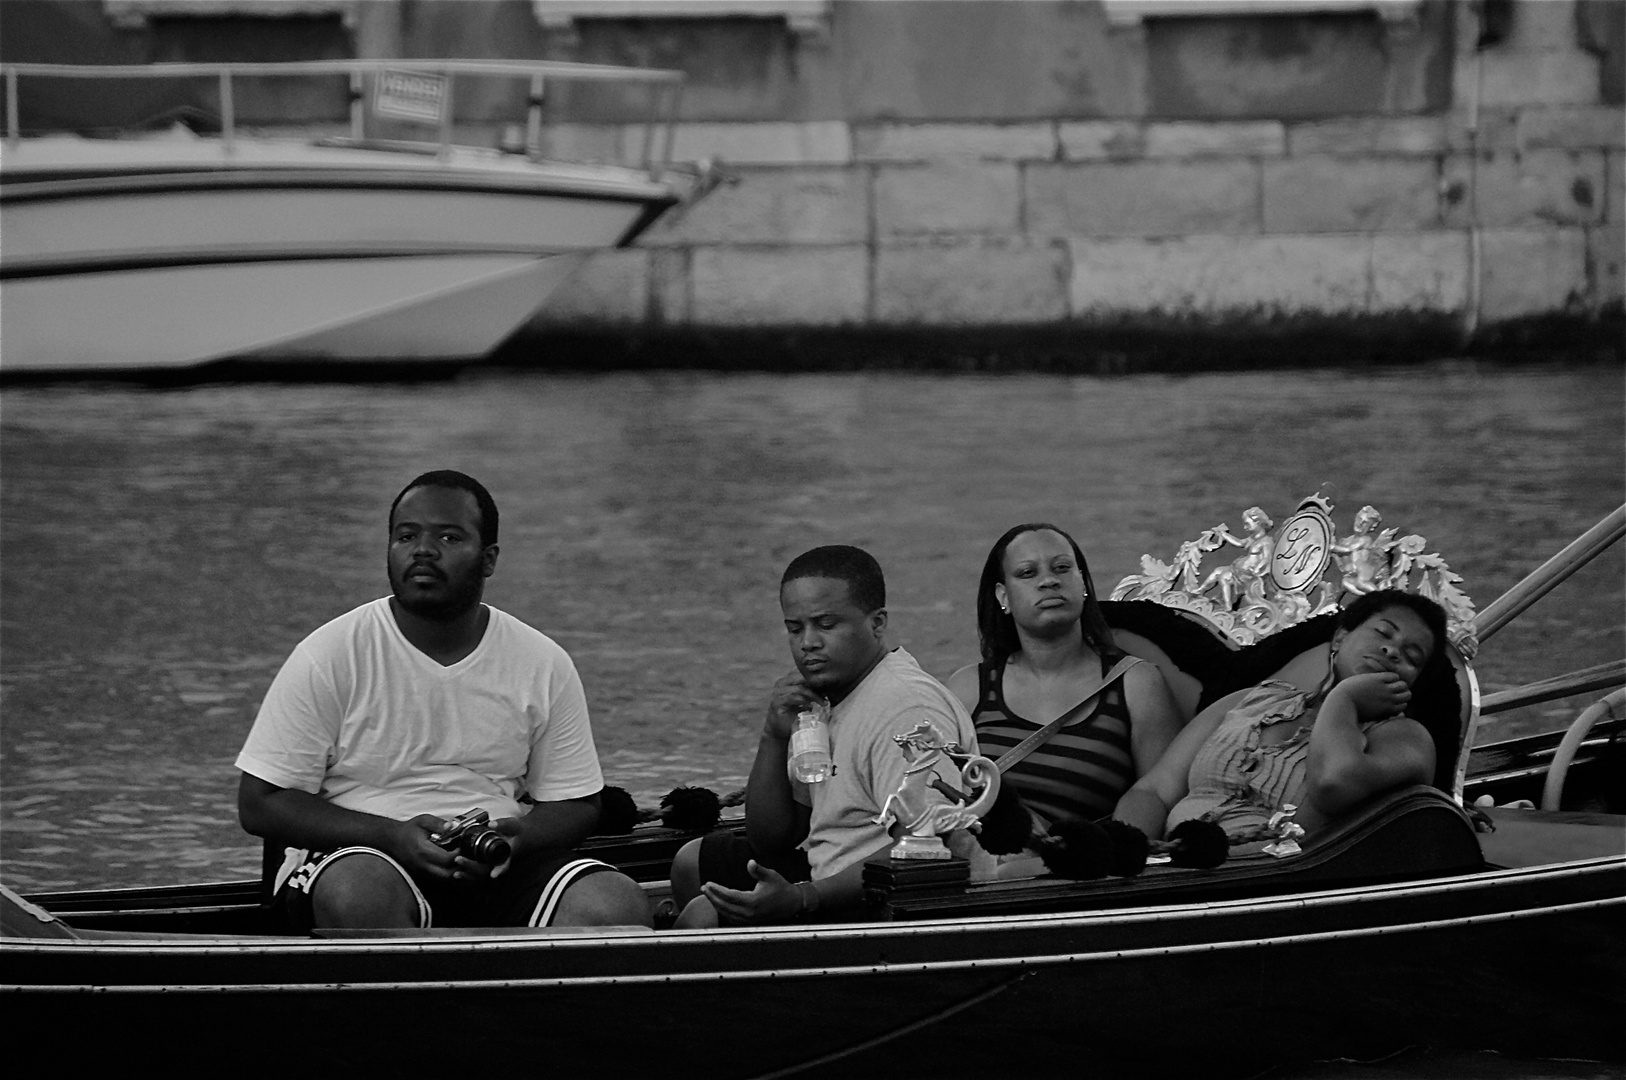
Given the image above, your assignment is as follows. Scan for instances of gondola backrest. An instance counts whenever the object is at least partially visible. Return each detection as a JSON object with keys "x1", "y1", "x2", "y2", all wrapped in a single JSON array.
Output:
[
  {"x1": 1107, "y1": 494, "x2": 1482, "y2": 802},
  {"x1": 1102, "y1": 600, "x2": 1345, "y2": 718}
]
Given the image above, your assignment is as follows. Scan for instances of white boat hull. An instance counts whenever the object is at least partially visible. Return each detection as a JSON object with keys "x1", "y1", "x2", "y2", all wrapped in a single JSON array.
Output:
[
  {"x1": 0, "y1": 135, "x2": 680, "y2": 373},
  {"x1": 2, "y1": 253, "x2": 589, "y2": 370}
]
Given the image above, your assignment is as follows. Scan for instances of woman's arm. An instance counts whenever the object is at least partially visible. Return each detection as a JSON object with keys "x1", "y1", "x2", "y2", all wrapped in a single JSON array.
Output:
[
  {"x1": 1113, "y1": 688, "x2": 1248, "y2": 839},
  {"x1": 1122, "y1": 661, "x2": 1186, "y2": 782},
  {"x1": 1303, "y1": 673, "x2": 1435, "y2": 820}
]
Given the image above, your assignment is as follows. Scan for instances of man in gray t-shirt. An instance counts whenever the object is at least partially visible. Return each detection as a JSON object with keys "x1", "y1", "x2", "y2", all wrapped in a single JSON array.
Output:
[{"x1": 669, "y1": 545, "x2": 979, "y2": 927}]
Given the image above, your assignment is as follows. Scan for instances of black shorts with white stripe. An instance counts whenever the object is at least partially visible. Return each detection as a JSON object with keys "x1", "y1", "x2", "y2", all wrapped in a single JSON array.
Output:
[{"x1": 271, "y1": 844, "x2": 617, "y2": 932}]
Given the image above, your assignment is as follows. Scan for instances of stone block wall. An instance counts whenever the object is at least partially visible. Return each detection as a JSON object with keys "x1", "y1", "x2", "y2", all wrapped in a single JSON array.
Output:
[
  {"x1": 538, "y1": 125, "x2": 1619, "y2": 334},
  {"x1": 524, "y1": 0, "x2": 1622, "y2": 340},
  {"x1": 526, "y1": 1, "x2": 1619, "y2": 338}
]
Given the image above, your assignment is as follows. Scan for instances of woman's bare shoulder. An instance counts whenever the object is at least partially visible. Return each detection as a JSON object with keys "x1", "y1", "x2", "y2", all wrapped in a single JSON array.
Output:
[{"x1": 1122, "y1": 655, "x2": 1172, "y2": 690}]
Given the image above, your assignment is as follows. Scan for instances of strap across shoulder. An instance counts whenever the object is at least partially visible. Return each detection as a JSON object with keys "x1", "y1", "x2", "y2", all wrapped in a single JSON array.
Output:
[
  {"x1": 993, "y1": 653, "x2": 1142, "y2": 773},
  {"x1": 976, "y1": 657, "x2": 1005, "y2": 709}
]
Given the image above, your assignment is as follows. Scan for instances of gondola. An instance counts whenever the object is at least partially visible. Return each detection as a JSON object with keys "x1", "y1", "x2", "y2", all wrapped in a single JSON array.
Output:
[{"x1": 5, "y1": 499, "x2": 1622, "y2": 1079}]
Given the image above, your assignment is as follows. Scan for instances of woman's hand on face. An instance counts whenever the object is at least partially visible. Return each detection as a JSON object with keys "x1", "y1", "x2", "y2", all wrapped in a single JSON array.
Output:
[{"x1": 1331, "y1": 671, "x2": 1412, "y2": 721}]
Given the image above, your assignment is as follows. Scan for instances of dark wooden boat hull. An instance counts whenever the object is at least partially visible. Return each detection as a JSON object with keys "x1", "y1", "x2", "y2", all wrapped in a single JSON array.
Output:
[{"x1": 6, "y1": 854, "x2": 1622, "y2": 1077}]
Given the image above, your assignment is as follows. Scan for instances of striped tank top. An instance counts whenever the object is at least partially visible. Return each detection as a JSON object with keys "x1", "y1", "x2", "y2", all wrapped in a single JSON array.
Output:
[{"x1": 971, "y1": 650, "x2": 1137, "y2": 826}]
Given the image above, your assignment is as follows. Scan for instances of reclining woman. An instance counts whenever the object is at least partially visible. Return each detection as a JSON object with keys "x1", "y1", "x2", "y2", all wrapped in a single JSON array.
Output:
[
  {"x1": 1114, "y1": 589, "x2": 1452, "y2": 845},
  {"x1": 945, "y1": 523, "x2": 1185, "y2": 855}
]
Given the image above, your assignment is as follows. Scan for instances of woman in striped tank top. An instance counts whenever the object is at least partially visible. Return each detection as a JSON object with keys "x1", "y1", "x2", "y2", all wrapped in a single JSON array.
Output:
[{"x1": 945, "y1": 523, "x2": 1185, "y2": 834}]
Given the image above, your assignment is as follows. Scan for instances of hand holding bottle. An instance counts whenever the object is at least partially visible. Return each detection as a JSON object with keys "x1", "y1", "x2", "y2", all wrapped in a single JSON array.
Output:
[
  {"x1": 789, "y1": 698, "x2": 832, "y2": 783},
  {"x1": 765, "y1": 673, "x2": 832, "y2": 783}
]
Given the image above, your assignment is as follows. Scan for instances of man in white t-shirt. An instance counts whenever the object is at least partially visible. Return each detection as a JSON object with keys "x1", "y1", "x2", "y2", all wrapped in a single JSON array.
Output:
[
  {"x1": 236, "y1": 470, "x2": 649, "y2": 931},
  {"x1": 669, "y1": 545, "x2": 980, "y2": 926}
]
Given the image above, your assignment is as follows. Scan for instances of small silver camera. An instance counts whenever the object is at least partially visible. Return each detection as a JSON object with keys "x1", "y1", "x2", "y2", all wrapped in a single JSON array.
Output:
[{"x1": 430, "y1": 809, "x2": 511, "y2": 867}]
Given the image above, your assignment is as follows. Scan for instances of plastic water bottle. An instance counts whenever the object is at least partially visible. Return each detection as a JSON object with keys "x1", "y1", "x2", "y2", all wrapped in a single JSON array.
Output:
[{"x1": 789, "y1": 699, "x2": 832, "y2": 783}]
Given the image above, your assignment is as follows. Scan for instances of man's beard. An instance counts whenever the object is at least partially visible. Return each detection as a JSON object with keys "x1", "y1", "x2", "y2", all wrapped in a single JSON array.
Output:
[{"x1": 389, "y1": 563, "x2": 485, "y2": 619}]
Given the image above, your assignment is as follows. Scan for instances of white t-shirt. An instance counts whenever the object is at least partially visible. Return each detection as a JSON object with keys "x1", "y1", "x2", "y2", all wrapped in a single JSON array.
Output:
[
  {"x1": 236, "y1": 598, "x2": 603, "y2": 824},
  {"x1": 793, "y1": 648, "x2": 980, "y2": 879}
]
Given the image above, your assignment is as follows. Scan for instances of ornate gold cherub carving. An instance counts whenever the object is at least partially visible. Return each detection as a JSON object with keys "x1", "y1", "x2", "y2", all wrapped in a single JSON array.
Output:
[
  {"x1": 1196, "y1": 506, "x2": 1276, "y2": 611},
  {"x1": 1331, "y1": 505, "x2": 1399, "y2": 596},
  {"x1": 1110, "y1": 494, "x2": 1478, "y2": 657}
]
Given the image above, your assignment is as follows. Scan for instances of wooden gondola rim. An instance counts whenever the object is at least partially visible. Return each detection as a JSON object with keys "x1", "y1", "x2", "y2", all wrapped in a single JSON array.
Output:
[
  {"x1": 4, "y1": 892, "x2": 1619, "y2": 993},
  {"x1": 4, "y1": 858, "x2": 1620, "y2": 992}
]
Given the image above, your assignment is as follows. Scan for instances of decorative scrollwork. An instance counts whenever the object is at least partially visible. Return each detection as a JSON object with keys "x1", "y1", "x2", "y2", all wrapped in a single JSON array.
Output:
[
  {"x1": 1111, "y1": 493, "x2": 1478, "y2": 658},
  {"x1": 874, "y1": 721, "x2": 1001, "y2": 860}
]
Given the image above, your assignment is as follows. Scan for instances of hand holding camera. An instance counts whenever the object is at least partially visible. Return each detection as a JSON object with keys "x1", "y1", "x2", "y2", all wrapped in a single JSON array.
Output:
[{"x1": 430, "y1": 809, "x2": 513, "y2": 870}]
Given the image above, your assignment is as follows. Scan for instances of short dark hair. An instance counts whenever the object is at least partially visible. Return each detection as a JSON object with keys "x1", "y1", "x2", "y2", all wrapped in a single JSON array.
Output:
[
  {"x1": 977, "y1": 523, "x2": 1115, "y2": 662},
  {"x1": 389, "y1": 470, "x2": 499, "y2": 548},
  {"x1": 781, "y1": 545, "x2": 886, "y2": 612},
  {"x1": 1340, "y1": 589, "x2": 1460, "y2": 788}
]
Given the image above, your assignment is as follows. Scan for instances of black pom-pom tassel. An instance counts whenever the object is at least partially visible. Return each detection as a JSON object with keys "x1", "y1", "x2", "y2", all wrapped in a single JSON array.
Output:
[
  {"x1": 1098, "y1": 818, "x2": 1150, "y2": 877},
  {"x1": 660, "y1": 785, "x2": 722, "y2": 833},
  {"x1": 1035, "y1": 819, "x2": 1115, "y2": 880},
  {"x1": 1166, "y1": 819, "x2": 1229, "y2": 869},
  {"x1": 974, "y1": 786, "x2": 1033, "y2": 856},
  {"x1": 594, "y1": 785, "x2": 641, "y2": 836}
]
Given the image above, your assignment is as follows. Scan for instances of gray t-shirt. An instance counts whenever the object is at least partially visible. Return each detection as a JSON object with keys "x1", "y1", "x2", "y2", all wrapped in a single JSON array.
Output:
[{"x1": 792, "y1": 648, "x2": 980, "y2": 878}]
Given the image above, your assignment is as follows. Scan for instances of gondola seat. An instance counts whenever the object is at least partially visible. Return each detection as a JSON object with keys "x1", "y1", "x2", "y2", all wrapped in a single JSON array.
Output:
[
  {"x1": 1101, "y1": 598, "x2": 1338, "y2": 719},
  {"x1": 1099, "y1": 492, "x2": 1481, "y2": 799}
]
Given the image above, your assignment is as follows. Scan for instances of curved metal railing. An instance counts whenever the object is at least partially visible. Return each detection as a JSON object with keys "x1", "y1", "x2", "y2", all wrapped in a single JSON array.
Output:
[{"x1": 1470, "y1": 503, "x2": 1626, "y2": 794}]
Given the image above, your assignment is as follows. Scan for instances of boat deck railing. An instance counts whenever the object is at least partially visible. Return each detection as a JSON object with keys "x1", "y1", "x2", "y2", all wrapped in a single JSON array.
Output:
[
  {"x1": 1473, "y1": 503, "x2": 1626, "y2": 716},
  {"x1": 1469, "y1": 503, "x2": 1626, "y2": 808},
  {"x1": 1, "y1": 59, "x2": 687, "y2": 169}
]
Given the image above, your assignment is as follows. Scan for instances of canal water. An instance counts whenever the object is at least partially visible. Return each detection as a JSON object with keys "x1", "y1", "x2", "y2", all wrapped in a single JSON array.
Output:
[{"x1": 1, "y1": 362, "x2": 1621, "y2": 892}]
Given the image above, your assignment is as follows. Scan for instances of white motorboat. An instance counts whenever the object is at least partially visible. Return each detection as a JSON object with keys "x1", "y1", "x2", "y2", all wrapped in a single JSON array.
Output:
[{"x1": 0, "y1": 60, "x2": 706, "y2": 374}]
